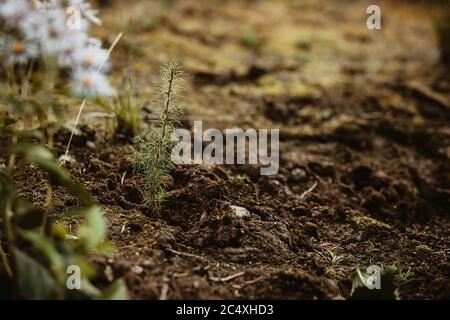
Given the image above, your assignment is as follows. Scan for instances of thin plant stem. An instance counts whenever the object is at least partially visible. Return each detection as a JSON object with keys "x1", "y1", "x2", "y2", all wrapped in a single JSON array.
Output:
[
  {"x1": 7, "y1": 132, "x2": 18, "y2": 171},
  {"x1": 62, "y1": 98, "x2": 86, "y2": 162},
  {"x1": 7, "y1": 65, "x2": 17, "y2": 95},
  {"x1": 41, "y1": 183, "x2": 52, "y2": 232},
  {"x1": 62, "y1": 32, "x2": 123, "y2": 163},
  {"x1": 26, "y1": 59, "x2": 35, "y2": 81},
  {"x1": 1, "y1": 185, "x2": 15, "y2": 279},
  {"x1": 0, "y1": 243, "x2": 13, "y2": 278}
]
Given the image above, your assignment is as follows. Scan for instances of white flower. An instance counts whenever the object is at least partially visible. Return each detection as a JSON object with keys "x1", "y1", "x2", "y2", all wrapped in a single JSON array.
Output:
[
  {"x1": 74, "y1": 45, "x2": 109, "y2": 70},
  {"x1": 68, "y1": 16, "x2": 90, "y2": 33},
  {"x1": 81, "y1": 6, "x2": 101, "y2": 26},
  {"x1": 0, "y1": 0, "x2": 115, "y2": 98},
  {"x1": 40, "y1": 9, "x2": 67, "y2": 55},
  {"x1": 67, "y1": 0, "x2": 101, "y2": 26},
  {"x1": 66, "y1": 4, "x2": 90, "y2": 32},
  {"x1": 71, "y1": 69, "x2": 115, "y2": 97},
  {"x1": 19, "y1": 11, "x2": 48, "y2": 41},
  {"x1": 86, "y1": 37, "x2": 102, "y2": 49},
  {"x1": 4, "y1": 38, "x2": 38, "y2": 65},
  {"x1": 0, "y1": 0, "x2": 30, "y2": 25},
  {"x1": 57, "y1": 32, "x2": 87, "y2": 67},
  {"x1": 41, "y1": 30, "x2": 64, "y2": 55}
]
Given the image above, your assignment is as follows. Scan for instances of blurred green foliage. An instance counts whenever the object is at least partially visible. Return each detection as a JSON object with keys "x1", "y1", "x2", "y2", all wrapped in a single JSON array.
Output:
[{"x1": 0, "y1": 145, "x2": 128, "y2": 299}]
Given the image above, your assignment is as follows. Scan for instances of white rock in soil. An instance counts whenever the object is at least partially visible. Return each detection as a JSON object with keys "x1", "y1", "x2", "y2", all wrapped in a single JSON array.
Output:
[
  {"x1": 131, "y1": 265, "x2": 144, "y2": 274},
  {"x1": 86, "y1": 141, "x2": 96, "y2": 149},
  {"x1": 104, "y1": 265, "x2": 114, "y2": 282},
  {"x1": 230, "y1": 205, "x2": 251, "y2": 219}
]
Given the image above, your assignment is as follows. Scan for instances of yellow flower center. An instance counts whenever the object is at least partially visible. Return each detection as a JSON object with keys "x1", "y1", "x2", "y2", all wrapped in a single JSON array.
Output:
[
  {"x1": 83, "y1": 55, "x2": 94, "y2": 66},
  {"x1": 12, "y1": 42, "x2": 26, "y2": 55},
  {"x1": 81, "y1": 76, "x2": 93, "y2": 88}
]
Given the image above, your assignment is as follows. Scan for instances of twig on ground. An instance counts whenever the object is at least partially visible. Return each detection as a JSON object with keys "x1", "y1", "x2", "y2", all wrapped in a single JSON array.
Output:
[
  {"x1": 167, "y1": 248, "x2": 207, "y2": 261},
  {"x1": 210, "y1": 271, "x2": 245, "y2": 283},
  {"x1": 121, "y1": 171, "x2": 126, "y2": 186},
  {"x1": 231, "y1": 276, "x2": 265, "y2": 289},
  {"x1": 159, "y1": 278, "x2": 170, "y2": 300},
  {"x1": 300, "y1": 181, "x2": 318, "y2": 199},
  {"x1": 173, "y1": 272, "x2": 190, "y2": 279}
]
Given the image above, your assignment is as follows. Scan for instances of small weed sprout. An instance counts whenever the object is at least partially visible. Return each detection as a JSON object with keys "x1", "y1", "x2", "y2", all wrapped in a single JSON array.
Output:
[
  {"x1": 329, "y1": 251, "x2": 345, "y2": 265},
  {"x1": 392, "y1": 264, "x2": 415, "y2": 286},
  {"x1": 240, "y1": 32, "x2": 262, "y2": 49},
  {"x1": 296, "y1": 39, "x2": 312, "y2": 51},
  {"x1": 141, "y1": 17, "x2": 157, "y2": 32},
  {"x1": 132, "y1": 63, "x2": 184, "y2": 210},
  {"x1": 315, "y1": 245, "x2": 345, "y2": 266},
  {"x1": 98, "y1": 70, "x2": 147, "y2": 137},
  {"x1": 114, "y1": 72, "x2": 145, "y2": 136}
]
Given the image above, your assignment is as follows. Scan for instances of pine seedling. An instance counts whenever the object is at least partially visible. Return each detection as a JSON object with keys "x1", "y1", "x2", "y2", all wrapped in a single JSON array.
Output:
[{"x1": 132, "y1": 63, "x2": 184, "y2": 211}]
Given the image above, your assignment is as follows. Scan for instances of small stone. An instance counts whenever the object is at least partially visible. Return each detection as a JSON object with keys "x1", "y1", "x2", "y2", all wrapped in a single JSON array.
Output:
[
  {"x1": 292, "y1": 168, "x2": 308, "y2": 181},
  {"x1": 230, "y1": 205, "x2": 251, "y2": 219},
  {"x1": 292, "y1": 168, "x2": 306, "y2": 176},
  {"x1": 131, "y1": 265, "x2": 144, "y2": 274},
  {"x1": 143, "y1": 259, "x2": 154, "y2": 266},
  {"x1": 304, "y1": 222, "x2": 318, "y2": 230},
  {"x1": 58, "y1": 154, "x2": 75, "y2": 164},
  {"x1": 86, "y1": 141, "x2": 96, "y2": 149},
  {"x1": 104, "y1": 265, "x2": 114, "y2": 282},
  {"x1": 311, "y1": 210, "x2": 321, "y2": 217}
]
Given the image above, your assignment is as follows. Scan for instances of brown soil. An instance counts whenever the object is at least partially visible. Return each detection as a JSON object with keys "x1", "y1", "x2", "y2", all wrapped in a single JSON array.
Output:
[{"x1": 12, "y1": 0, "x2": 450, "y2": 299}]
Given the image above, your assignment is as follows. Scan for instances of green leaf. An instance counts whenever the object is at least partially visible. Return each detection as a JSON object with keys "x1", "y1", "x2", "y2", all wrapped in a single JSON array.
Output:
[
  {"x1": 350, "y1": 268, "x2": 368, "y2": 296},
  {"x1": 95, "y1": 241, "x2": 116, "y2": 254},
  {"x1": 94, "y1": 96, "x2": 114, "y2": 113},
  {"x1": 77, "y1": 206, "x2": 106, "y2": 250},
  {"x1": 61, "y1": 123, "x2": 81, "y2": 136},
  {"x1": 69, "y1": 255, "x2": 97, "y2": 279},
  {"x1": 14, "y1": 249, "x2": 60, "y2": 299},
  {"x1": 14, "y1": 199, "x2": 44, "y2": 230},
  {"x1": 79, "y1": 278, "x2": 102, "y2": 298},
  {"x1": 22, "y1": 231, "x2": 65, "y2": 277},
  {"x1": 99, "y1": 279, "x2": 129, "y2": 300},
  {"x1": 0, "y1": 166, "x2": 13, "y2": 218}
]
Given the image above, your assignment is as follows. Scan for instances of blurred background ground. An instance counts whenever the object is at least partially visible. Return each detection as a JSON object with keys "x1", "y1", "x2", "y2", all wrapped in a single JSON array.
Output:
[{"x1": 29, "y1": 0, "x2": 449, "y2": 299}]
